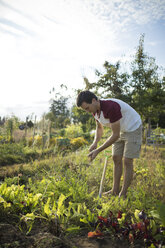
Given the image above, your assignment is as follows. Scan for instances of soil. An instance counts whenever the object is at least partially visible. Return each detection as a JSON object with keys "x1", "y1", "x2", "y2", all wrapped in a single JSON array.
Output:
[{"x1": 0, "y1": 223, "x2": 144, "y2": 248}]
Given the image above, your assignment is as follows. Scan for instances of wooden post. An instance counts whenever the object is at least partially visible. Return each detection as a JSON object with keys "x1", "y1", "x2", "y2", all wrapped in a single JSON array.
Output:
[
  {"x1": 148, "y1": 119, "x2": 151, "y2": 138},
  {"x1": 24, "y1": 116, "x2": 28, "y2": 140},
  {"x1": 47, "y1": 120, "x2": 51, "y2": 148},
  {"x1": 9, "y1": 119, "x2": 13, "y2": 142},
  {"x1": 32, "y1": 115, "x2": 37, "y2": 147},
  {"x1": 42, "y1": 114, "x2": 47, "y2": 150},
  {"x1": 145, "y1": 127, "x2": 147, "y2": 152}
]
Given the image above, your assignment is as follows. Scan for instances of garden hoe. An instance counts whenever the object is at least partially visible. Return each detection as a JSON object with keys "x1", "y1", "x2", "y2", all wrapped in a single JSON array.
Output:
[{"x1": 99, "y1": 156, "x2": 108, "y2": 198}]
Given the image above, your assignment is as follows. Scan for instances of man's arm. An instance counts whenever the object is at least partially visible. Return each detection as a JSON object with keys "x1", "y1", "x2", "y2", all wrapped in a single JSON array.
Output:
[
  {"x1": 88, "y1": 120, "x2": 120, "y2": 160},
  {"x1": 89, "y1": 121, "x2": 103, "y2": 152},
  {"x1": 97, "y1": 120, "x2": 120, "y2": 153}
]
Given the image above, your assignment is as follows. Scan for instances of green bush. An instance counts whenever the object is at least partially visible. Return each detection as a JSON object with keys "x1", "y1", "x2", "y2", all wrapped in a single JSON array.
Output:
[
  {"x1": 56, "y1": 137, "x2": 71, "y2": 150},
  {"x1": 64, "y1": 123, "x2": 83, "y2": 138},
  {"x1": 70, "y1": 137, "x2": 88, "y2": 150},
  {"x1": 0, "y1": 147, "x2": 164, "y2": 245},
  {"x1": 23, "y1": 147, "x2": 40, "y2": 161},
  {"x1": 0, "y1": 143, "x2": 25, "y2": 166},
  {"x1": 0, "y1": 143, "x2": 40, "y2": 166}
]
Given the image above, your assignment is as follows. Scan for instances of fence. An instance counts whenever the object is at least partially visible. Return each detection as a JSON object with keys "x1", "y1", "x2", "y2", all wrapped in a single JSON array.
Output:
[
  {"x1": 0, "y1": 115, "x2": 52, "y2": 149},
  {"x1": 144, "y1": 124, "x2": 165, "y2": 151}
]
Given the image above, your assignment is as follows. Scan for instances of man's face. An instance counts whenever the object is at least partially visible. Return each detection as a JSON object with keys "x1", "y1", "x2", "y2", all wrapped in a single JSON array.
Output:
[{"x1": 81, "y1": 99, "x2": 98, "y2": 114}]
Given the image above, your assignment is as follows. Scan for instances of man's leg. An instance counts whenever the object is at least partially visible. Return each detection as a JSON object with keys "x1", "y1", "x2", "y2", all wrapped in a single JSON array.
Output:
[
  {"x1": 112, "y1": 155, "x2": 123, "y2": 194},
  {"x1": 104, "y1": 155, "x2": 123, "y2": 195},
  {"x1": 119, "y1": 125, "x2": 142, "y2": 197},
  {"x1": 119, "y1": 157, "x2": 133, "y2": 197}
]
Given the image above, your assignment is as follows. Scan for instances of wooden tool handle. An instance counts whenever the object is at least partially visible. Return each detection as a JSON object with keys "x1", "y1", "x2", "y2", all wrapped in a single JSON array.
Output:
[{"x1": 99, "y1": 157, "x2": 108, "y2": 198}]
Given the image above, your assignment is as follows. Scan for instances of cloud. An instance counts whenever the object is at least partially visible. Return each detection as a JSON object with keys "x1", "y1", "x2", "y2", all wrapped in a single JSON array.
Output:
[
  {"x1": 0, "y1": 0, "x2": 164, "y2": 120},
  {"x1": 0, "y1": 18, "x2": 35, "y2": 36},
  {"x1": 147, "y1": 41, "x2": 158, "y2": 46},
  {"x1": 0, "y1": 0, "x2": 37, "y2": 23},
  {"x1": 0, "y1": 101, "x2": 49, "y2": 121},
  {"x1": 43, "y1": 15, "x2": 61, "y2": 25},
  {"x1": 0, "y1": 26, "x2": 21, "y2": 37},
  {"x1": 83, "y1": 0, "x2": 165, "y2": 27},
  {"x1": 1, "y1": 0, "x2": 165, "y2": 40}
]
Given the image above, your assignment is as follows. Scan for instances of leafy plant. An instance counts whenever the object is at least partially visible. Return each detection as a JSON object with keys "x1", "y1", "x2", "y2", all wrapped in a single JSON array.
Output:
[{"x1": 70, "y1": 137, "x2": 88, "y2": 150}]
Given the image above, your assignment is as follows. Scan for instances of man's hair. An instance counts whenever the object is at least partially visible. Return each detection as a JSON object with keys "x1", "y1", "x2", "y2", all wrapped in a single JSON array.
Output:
[{"x1": 76, "y1": 90, "x2": 98, "y2": 107}]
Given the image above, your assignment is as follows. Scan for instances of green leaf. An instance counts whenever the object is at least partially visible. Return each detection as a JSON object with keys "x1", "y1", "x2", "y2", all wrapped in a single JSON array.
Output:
[
  {"x1": 33, "y1": 193, "x2": 42, "y2": 201},
  {"x1": 0, "y1": 196, "x2": 5, "y2": 203},
  {"x1": 150, "y1": 210, "x2": 160, "y2": 220},
  {"x1": 32, "y1": 193, "x2": 42, "y2": 208},
  {"x1": 150, "y1": 219, "x2": 157, "y2": 235},
  {"x1": 77, "y1": 203, "x2": 81, "y2": 214},
  {"x1": 52, "y1": 200, "x2": 57, "y2": 211},
  {"x1": 148, "y1": 244, "x2": 155, "y2": 248},
  {"x1": 71, "y1": 212, "x2": 85, "y2": 220},
  {"x1": 3, "y1": 201, "x2": 11, "y2": 208},
  {"x1": 57, "y1": 194, "x2": 66, "y2": 217},
  {"x1": 134, "y1": 209, "x2": 140, "y2": 221},
  {"x1": 10, "y1": 191, "x2": 15, "y2": 201},
  {"x1": 66, "y1": 226, "x2": 81, "y2": 233},
  {"x1": 157, "y1": 203, "x2": 165, "y2": 226},
  {"x1": 57, "y1": 194, "x2": 66, "y2": 210},
  {"x1": 80, "y1": 218, "x2": 89, "y2": 224},
  {"x1": 23, "y1": 213, "x2": 36, "y2": 221},
  {"x1": 44, "y1": 197, "x2": 51, "y2": 217}
]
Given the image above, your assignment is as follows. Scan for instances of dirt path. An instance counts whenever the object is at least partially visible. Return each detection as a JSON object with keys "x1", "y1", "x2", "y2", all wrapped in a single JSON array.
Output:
[
  {"x1": 71, "y1": 236, "x2": 127, "y2": 248},
  {"x1": 0, "y1": 223, "x2": 144, "y2": 248}
]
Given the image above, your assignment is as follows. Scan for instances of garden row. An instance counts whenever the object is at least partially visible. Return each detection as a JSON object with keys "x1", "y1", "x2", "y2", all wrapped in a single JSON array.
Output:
[
  {"x1": 0, "y1": 147, "x2": 165, "y2": 247},
  {"x1": 0, "y1": 136, "x2": 88, "y2": 167}
]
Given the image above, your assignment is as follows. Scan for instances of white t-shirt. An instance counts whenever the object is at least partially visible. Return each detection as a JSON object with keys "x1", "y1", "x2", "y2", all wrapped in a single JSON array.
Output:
[{"x1": 94, "y1": 99, "x2": 142, "y2": 132}]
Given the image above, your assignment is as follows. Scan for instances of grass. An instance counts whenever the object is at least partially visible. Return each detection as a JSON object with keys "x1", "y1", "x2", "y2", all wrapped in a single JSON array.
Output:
[{"x1": 0, "y1": 145, "x2": 165, "y2": 247}]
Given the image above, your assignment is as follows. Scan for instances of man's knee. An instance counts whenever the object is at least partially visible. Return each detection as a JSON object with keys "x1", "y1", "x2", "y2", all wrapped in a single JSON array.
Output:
[
  {"x1": 124, "y1": 157, "x2": 133, "y2": 166},
  {"x1": 112, "y1": 155, "x2": 122, "y2": 164}
]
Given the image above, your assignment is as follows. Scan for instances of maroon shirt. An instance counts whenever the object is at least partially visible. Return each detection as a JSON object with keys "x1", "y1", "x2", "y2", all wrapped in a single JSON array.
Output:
[{"x1": 99, "y1": 100, "x2": 122, "y2": 123}]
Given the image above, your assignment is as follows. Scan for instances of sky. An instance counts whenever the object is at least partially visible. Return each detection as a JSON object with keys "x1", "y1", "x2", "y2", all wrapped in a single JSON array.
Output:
[{"x1": 0, "y1": 0, "x2": 165, "y2": 121}]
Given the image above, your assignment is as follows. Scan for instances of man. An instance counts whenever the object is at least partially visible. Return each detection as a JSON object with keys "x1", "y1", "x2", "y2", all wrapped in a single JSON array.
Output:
[{"x1": 76, "y1": 90, "x2": 142, "y2": 198}]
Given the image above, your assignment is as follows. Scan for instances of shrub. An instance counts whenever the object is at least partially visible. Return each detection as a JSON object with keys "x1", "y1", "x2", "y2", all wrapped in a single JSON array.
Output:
[
  {"x1": 23, "y1": 147, "x2": 39, "y2": 161},
  {"x1": 49, "y1": 137, "x2": 56, "y2": 146},
  {"x1": 65, "y1": 124, "x2": 83, "y2": 138},
  {"x1": 0, "y1": 143, "x2": 41, "y2": 166},
  {"x1": 27, "y1": 137, "x2": 33, "y2": 146},
  {"x1": 33, "y1": 135, "x2": 42, "y2": 147},
  {"x1": 70, "y1": 137, "x2": 88, "y2": 150},
  {"x1": 56, "y1": 137, "x2": 70, "y2": 150},
  {"x1": 59, "y1": 128, "x2": 65, "y2": 136},
  {"x1": 0, "y1": 143, "x2": 25, "y2": 166}
]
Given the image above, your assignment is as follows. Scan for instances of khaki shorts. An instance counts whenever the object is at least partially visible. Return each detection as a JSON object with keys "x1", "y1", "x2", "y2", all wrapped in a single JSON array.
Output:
[{"x1": 112, "y1": 125, "x2": 142, "y2": 159}]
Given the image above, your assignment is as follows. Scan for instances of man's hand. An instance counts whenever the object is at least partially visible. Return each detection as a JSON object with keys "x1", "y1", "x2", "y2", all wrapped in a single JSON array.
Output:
[
  {"x1": 89, "y1": 142, "x2": 97, "y2": 152},
  {"x1": 88, "y1": 149, "x2": 99, "y2": 161}
]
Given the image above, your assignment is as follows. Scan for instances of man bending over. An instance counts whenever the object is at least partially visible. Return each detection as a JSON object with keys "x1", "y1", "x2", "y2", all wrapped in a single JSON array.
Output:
[{"x1": 76, "y1": 90, "x2": 142, "y2": 198}]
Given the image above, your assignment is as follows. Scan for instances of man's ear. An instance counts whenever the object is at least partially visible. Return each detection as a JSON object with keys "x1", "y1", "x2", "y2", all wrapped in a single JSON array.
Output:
[{"x1": 92, "y1": 98, "x2": 97, "y2": 104}]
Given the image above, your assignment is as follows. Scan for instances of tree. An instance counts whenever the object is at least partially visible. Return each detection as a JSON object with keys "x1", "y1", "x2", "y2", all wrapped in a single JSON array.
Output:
[
  {"x1": 0, "y1": 117, "x2": 5, "y2": 126},
  {"x1": 83, "y1": 61, "x2": 131, "y2": 103},
  {"x1": 71, "y1": 105, "x2": 95, "y2": 132},
  {"x1": 130, "y1": 34, "x2": 165, "y2": 125},
  {"x1": 73, "y1": 61, "x2": 131, "y2": 130},
  {"x1": 4, "y1": 115, "x2": 20, "y2": 141},
  {"x1": 75, "y1": 34, "x2": 165, "y2": 128},
  {"x1": 46, "y1": 84, "x2": 71, "y2": 129}
]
